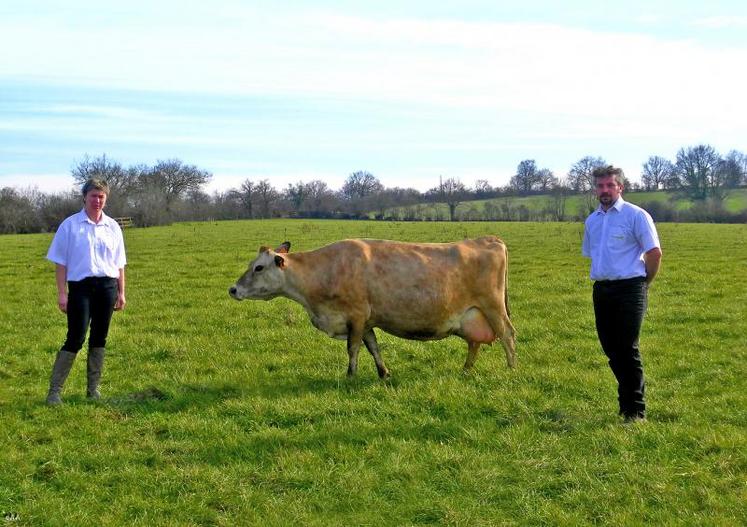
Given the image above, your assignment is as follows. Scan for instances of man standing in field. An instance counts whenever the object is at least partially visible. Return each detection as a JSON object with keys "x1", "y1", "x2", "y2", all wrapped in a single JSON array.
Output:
[{"x1": 582, "y1": 166, "x2": 662, "y2": 423}]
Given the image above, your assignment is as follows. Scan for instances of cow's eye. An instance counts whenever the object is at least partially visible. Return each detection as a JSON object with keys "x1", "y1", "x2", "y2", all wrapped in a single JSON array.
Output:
[{"x1": 254, "y1": 265, "x2": 264, "y2": 273}]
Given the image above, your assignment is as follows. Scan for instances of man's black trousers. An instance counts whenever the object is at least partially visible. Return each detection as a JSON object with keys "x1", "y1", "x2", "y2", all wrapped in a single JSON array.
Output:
[{"x1": 593, "y1": 276, "x2": 648, "y2": 418}]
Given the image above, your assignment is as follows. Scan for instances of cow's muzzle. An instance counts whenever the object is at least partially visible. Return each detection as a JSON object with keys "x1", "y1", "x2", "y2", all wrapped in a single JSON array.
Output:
[{"x1": 228, "y1": 286, "x2": 240, "y2": 299}]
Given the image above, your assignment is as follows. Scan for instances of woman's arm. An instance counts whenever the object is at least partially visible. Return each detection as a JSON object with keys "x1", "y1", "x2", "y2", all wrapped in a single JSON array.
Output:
[
  {"x1": 55, "y1": 264, "x2": 68, "y2": 313},
  {"x1": 115, "y1": 267, "x2": 126, "y2": 311}
]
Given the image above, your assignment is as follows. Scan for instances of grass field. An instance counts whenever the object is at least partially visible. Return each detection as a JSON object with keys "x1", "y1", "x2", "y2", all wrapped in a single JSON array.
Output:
[
  {"x1": 392, "y1": 188, "x2": 747, "y2": 220},
  {"x1": 1, "y1": 219, "x2": 745, "y2": 526}
]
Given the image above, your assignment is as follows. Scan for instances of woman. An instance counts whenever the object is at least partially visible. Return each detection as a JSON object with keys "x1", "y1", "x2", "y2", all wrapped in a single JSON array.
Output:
[{"x1": 45, "y1": 178, "x2": 127, "y2": 405}]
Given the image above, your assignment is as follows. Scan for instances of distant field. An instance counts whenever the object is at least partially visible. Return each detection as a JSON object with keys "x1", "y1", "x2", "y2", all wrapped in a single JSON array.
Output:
[
  {"x1": 1, "y1": 220, "x2": 745, "y2": 525},
  {"x1": 382, "y1": 188, "x2": 747, "y2": 220}
]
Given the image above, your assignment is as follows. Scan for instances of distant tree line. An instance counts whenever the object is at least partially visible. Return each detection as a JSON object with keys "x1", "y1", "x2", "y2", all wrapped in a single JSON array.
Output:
[{"x1": 1, "y1": 144, "x2": 745, "y2": 234}]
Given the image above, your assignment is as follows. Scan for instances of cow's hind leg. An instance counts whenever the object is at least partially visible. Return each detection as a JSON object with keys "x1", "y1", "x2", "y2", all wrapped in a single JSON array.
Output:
[
  {"x1": 363, "y1": 329, "x2": 390, "y2": 379},
  {"x1": 483, "y1": 306, "x2": 517, "y2": 368},
  {"x1": 500, "y1": 322, "x2": 517, "y2": 368},
  {"x1": 346, "y1": 323, "x2": 364, "y2": 377},
  {"x1": 463, "y1": 341, "x2": 481, "y2": 372}
]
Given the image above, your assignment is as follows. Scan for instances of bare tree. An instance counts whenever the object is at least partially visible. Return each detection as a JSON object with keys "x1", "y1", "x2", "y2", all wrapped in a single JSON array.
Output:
[
  {"x1": 641, "y1": 156, "x2": 675, "y2": 191},
  {"x1": 549, "y1": 178, "x2": 570, "y2": 221},
  {"x1": 253, "y1": 179, "x2": 280, "y2": 218},
  {"x1": 181, "y1": 189, "x2": 212, "y2": 221},
  {"x1": 437, "y1": 176, "x2": 467, "y2": 221},
  {"x1": 302, "y1": 180, "x2": 338, "y2": 216},
  {"x1": 675, "y1": 145, "x2": 723, "y2": 200},
  {"x1": 567, "y1": 156, "x2": 607, "y2": 192},
  {"x1": 130, "y1": 177, "x2": 169, "y2": 226},
  {"x1": 373, "y1": 190, "x2": 395, "y2": 219},
  {"x1": 718, "y1": 150, "x2": 746, "y2": 188},
  {"x1": 282, "y1": 180, "x2": 342, "y2": 217},
  {"x1": 341, "y1": 171, "x2": 383, "y2": 200},
  {"x1": 567, "y1": 155, "x2": 607, "y2": 214},
  {"x1": 38, "y1": 190, "x2": 81, "y2": 231},
  {"x1": 237, "y1": 179, "x2": 255, "y2": 218},
  {"x1": 340, "y1": 171, "x2": 383, "y2": 215},
  {"x1": 0, "y1": 187, "x2": 39, "y2": 234},
  {"x1": 139, "y1": 159, "x2": 212, "y2": 212},
  {"x1": 71, "y1": 154, "x2": 129, "y2": 191},
  {"x1": 283, "y1": 182, "x2": 307, "y2": 213},
  {"x1": 391, "y1": 187, "x2": 422, "y2": 206},
  {"x1": 510, "y1": 159, "x2": 539, "y2": 194},
  {"x1": 71, "y1": 154, "x2": 136, "y2": 215},
  {"x1": 473, "y1": 179, "x2": 494, "y2": 199},
  {"x1": 739, "y1": 151, "x2": 747, "y2": 186},
  {"x1": 536, "y1": 168, "x2": 558, "y2": 192},
  {"x1": 212, "y1": 190, "x2": 244, "y2": 220}
]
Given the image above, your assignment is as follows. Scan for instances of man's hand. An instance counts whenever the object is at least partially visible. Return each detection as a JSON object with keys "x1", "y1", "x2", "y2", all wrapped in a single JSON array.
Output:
[{"x1": 644, "y1": 247, "x2": 662, "y2": 286}]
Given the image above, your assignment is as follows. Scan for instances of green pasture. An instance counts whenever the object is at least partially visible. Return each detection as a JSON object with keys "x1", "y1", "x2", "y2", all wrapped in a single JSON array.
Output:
[
  {"x1": 386, "y1": 188, "x2": 747, "y2": 220},
  {"x1": 1, "y1": 220, "x2": 745, "y2": 526}
]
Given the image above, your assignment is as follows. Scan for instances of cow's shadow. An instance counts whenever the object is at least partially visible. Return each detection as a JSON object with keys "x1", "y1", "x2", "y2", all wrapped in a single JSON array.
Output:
[{"x1": 102, "y1": 372, "x2": 392, "y2": 414}]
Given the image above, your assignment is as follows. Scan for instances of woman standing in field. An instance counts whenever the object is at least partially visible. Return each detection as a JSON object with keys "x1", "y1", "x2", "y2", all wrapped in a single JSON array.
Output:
[{"x1": 45, "y1": 178, "x2": 127, "y2": 405}]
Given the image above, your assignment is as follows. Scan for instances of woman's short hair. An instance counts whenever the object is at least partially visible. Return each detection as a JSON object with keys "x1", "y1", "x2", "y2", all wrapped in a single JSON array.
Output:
[
  {"x1": 592, "y1": 165, "x2": 625, "y2": 185},
  {"x1": 81, "y1": 178, "x2": 110, "y2": 196}
]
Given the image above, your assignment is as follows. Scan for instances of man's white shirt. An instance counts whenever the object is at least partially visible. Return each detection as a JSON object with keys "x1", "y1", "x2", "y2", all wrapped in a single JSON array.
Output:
[
  {"x1": 582, "y1": 196, "x2": 660, "y2": 281},
  {"x1": 47, "y1": 210, "x2": 127, "y2": 281}
]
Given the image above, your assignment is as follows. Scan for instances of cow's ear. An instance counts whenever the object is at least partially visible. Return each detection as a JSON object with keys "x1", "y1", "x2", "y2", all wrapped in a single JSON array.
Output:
[
  {"x1": 274, "y1": 255, "x2": 286, "y2": 269},
  {"x1": 259, "y1": 245, "x2": 270, "y2": 254},
  {"x1": 276, "y1": 241, "x2": 291, "y2": 254}
]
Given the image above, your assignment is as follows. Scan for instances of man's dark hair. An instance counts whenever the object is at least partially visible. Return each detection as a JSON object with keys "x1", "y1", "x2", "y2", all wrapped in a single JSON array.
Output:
[{"x1": 592, "y1": 165, "x2": 625, "y2": 186}]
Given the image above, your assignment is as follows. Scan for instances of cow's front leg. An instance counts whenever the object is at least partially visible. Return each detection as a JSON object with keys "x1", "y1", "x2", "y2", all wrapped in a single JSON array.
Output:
[
  {"x1": 463, "y1": 341, "x2": 481, "y2": 371},
  {"x1": 363, "y1": 329, "x2": 390, "y2": 379},
  {"x1": 346, "y1": 323, "x2": 364, "y2": 377}
]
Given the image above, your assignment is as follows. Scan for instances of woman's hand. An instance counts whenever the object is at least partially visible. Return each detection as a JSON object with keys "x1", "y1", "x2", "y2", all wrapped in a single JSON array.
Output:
[
  {"x1": 114, "y1": 292, "x2": 126, "y2": 311},
  {"x1": 58, "y1": 292, "x2": 68, "y2": 313}
]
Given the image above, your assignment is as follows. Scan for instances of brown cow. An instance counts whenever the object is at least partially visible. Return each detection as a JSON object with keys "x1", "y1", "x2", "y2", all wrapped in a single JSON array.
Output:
[{"x1": 229, "y1": 237, "x2": 516, "y2": 378}]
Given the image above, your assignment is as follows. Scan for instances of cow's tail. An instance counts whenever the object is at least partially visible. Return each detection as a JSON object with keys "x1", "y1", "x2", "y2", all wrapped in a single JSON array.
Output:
[
  {"x1": 502, "y1": 243, "x2": 517, "y2": 368},
  {"x1": 503, "y1": 244, "x2": 511, "y2": 319}
]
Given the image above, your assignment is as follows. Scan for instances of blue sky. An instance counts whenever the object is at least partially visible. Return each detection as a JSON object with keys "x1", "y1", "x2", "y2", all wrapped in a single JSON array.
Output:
[{"x1": 1, "y1": 1, "x2": 746, "y2": 193}]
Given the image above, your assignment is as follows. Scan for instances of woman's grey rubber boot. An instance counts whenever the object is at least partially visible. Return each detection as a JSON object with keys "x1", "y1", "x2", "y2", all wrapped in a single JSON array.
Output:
[
  {"x1": 46, "y1": 350, "x2": 77, "y2": 405},
  {"x1": 87, "y1": 347, "x2": 105, "y2": 400}
]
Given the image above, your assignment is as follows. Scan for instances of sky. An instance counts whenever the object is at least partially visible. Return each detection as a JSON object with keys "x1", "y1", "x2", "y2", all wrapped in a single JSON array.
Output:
[{"x1": 1, "y1": 0, "x2": 746, "y2": 194}]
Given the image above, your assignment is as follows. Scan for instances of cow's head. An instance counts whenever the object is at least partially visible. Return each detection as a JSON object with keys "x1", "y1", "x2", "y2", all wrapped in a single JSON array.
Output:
[{"x1": 229, "y1": 241, "x2": 291, "y2": 301}]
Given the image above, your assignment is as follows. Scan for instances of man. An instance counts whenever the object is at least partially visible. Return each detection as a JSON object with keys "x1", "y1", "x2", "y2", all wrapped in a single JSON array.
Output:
[{"x1": 582, "y1": 166, "x2": 662, "y2": 423}]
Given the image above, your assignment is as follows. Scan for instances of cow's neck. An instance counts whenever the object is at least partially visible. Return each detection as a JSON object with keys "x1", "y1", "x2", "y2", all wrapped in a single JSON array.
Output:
[{"x1": 280, "y1": 255, "x2": 316, "y2": 312}]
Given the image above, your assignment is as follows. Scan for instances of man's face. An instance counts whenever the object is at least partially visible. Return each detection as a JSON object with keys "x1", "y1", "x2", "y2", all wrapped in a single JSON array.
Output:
[{"x1": 594, "y1": 175, "x2": 622, "y2": 208}]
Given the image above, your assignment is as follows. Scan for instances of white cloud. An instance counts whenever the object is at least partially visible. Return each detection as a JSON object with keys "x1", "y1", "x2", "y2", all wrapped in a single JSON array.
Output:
[
  {"x1": 45, "y1": 104, "x2": 159, "y2": 121},
  {"x1": 2, "y1": 5, "x2": 746, "y2": 192},
  {"x1": 3, "y1": 11, "x2": 745, "y2": 131},
  {"x1": 692, "y1": 15, "x2": 747, "y2": 29},
  {"x1": 0, "y1": 173, "x2": 77, "y2": 193},
  {"x1": 634, "y1": 14, "x2": 663, "y2": 25}
]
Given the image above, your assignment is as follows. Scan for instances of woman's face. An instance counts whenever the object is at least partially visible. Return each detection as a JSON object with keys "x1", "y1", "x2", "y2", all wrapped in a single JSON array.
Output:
[{"x1": 84, "y1": 189, "x2": 107, "y2": 216}]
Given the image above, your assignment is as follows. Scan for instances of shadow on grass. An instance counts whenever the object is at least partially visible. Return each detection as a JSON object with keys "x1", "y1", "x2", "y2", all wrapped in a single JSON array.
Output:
[{"x1": 98, "y1": 372, "x2": 394, "y2": 414}]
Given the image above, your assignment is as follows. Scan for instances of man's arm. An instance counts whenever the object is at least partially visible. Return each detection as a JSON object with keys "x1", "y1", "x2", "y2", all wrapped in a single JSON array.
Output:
[{"x1": 643, "y1": 247, "x2": 662, "y2": 286}]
